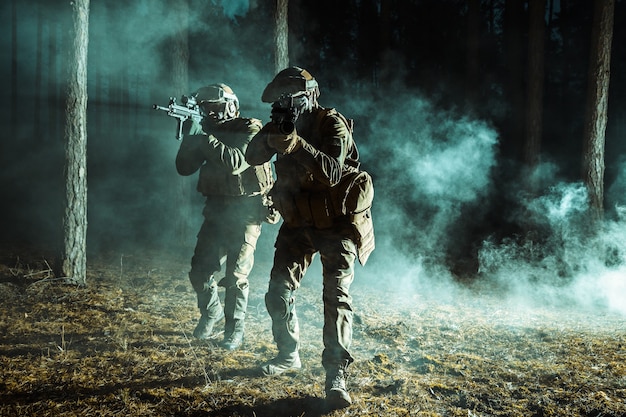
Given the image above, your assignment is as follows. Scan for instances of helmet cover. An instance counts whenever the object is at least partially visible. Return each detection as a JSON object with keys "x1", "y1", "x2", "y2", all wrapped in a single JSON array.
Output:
[
  {"x1": 262, "y1": 66, "x2": 319, "y2": 103},
  {"x1": 196, "y1": 83, "x2": 239, "y2": 121}
]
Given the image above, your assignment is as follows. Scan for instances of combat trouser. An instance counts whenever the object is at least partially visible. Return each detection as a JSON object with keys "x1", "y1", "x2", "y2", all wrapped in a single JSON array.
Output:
[
  {"x1": 189, "y1": 198, "x2": 262, "y2": 342},
  {"x1": 219, "y1": 221, "x2": 261, "y2": 348},
  {"x1": 265, "y1": 220, "x2": 357, "y2": 369}
]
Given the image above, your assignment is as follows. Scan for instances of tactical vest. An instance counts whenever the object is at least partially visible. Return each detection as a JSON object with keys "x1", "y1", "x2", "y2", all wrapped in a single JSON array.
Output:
[
  {"x1": 197, "y1": 118, "x2": 274, "y2": 197},
  {"x1": 272, "y1": 108, "x2": 375, "y2": 264}
]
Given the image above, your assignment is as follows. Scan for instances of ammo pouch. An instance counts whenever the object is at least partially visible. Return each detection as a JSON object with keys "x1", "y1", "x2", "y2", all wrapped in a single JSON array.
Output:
[
  {"x1": 330, "y1": 170, "x2": 375, "y2": 265},
  {"x1": 292, "y1": 170, "x2": 375, "y2": 228},
  {"x1": 198, "y1": 161, "x2": 275, "y2": 202},
  {"x1": 330, "y1": 170, "x2": 374, "y2": 216},
  {"x1": 295, "y1": 191, "x2": 334, "y2": 229},
  {"x1": 273, "y1": 169, "x2": 375, "y2": 250},
  {"x1": 198, "y1": 164, "x2": 246, "y2": 196}
]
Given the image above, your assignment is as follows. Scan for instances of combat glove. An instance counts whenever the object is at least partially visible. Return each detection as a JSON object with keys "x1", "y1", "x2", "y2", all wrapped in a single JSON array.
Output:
[
  {"x1": 265, "y1": 122, "x2": 301, "y2": 154},
  {"x1": 182, "y1": 118, "x2": 205, "y2": 136},
  {"x1": 268, "y1": 129, "x2": 302, "y2": 154}
]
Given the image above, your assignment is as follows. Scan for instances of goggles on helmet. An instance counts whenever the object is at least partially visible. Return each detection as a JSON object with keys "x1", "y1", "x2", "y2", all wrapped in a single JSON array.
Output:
[
  {"x1": 195, "y1": 84, "x2": 239, "y2": 121},
  {"x1": 262, "y1": 67, "x2": 319, "y2": 103},
  {"x1": 196, "y1": 85, "x2": 238, "y2": 104}
]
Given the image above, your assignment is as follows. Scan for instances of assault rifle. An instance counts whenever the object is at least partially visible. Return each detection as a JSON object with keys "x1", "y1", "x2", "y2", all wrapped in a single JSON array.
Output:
[
  {"x1": 270, "y1": 94, "x2": 298, "y2": 135},
  {"x1": 153, "y1": 95, "x2": 203, "y2": 140}
]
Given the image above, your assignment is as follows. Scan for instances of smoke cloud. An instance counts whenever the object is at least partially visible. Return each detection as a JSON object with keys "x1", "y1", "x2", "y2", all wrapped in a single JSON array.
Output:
[
  {"x1": 334, "y1": 82, "x2": 626, "y2": 318},
  {"x1": 1, "y1": 0, "x2": 624, "y2": 321}
]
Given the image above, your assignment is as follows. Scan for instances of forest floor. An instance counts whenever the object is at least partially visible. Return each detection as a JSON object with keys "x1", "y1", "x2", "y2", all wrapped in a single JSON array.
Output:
[{"x1": 0, "y1": 245, "x2": 625, "y2": 417}]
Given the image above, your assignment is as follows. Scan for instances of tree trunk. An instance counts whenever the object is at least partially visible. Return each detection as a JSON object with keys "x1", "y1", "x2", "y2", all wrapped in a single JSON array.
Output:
[
  {"x1": 60, "y1": 0, "x2": 90, "y2": 286},
  {"x1": 378, "y1": 0, "x2": 391, "y2": 86},
  {"x1": 582, "y1": 0, "x2": 615, "y2": 222},
  {"x1": 11, "y1": 0, "x2": 18, "y2": 138},
  {"x1": 49, "y1": 16, "x2": 60, "y2": 142},
  {"x1": 465, "y1": 0, "x2": 480, "y2": 111},
  {"x1": 524, "y1": 0, "x2": 546, "y2": 179},
  {"x1": 171, "y1": 0, "x2": 193, "y2": 246},
  {"x1": 503, "y1": 0, "x2": 524, "y2": 161},
  {"x1": 35, "y1": 4, "x2": 43, "y2": 140},
  {"x1": 274, "y1": 0, "x2": 289, "y2": 73}
]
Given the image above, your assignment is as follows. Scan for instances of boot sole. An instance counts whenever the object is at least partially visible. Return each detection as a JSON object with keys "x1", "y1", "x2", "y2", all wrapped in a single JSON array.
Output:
[{"x1": 325, "y1": 391, "x2": 352, "y2": 409}]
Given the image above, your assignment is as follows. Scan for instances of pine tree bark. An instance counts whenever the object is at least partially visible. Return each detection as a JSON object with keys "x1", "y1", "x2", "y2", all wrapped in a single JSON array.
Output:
[
  {"x1": 34, "y1": 5, "x2": 43, "y2": 140},
  {"x1": 274, "y1": 0, "x2": 289, "y2": 73},
  {"x1": 465, "y1": 0, "x2": 480, "y2": 110},
  {"x1": 503, "y1": 0, "x2": 524, "y2": 161},
  {"x1": 524, "y1": 0, "x2": 546, "y2": 176},
  {"x1": 582, "y1": 0, "x2": 615, "y2": 222},
  {"x1": 61, "y1": 0, "x2": 90, "y2": 285},
  {"x1": 171, "y1": 0, "x2": 192, "y2": 246},
  {"x1": 11, "y1": 0, "x2": 18, "y2": 138}
]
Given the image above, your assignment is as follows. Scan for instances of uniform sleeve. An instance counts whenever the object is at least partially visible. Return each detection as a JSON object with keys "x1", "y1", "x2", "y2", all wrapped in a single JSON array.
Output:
[
  {"x1": 245, "y1": 123, "x2": 278, "y2": 165},
  {"x1": 291, "y1": 113, "x2": 349, "y2": 187},
  {"x1": 204, "y1": 119, "x2": 262, "y2": 175},
  {"x1": 175, "y1": 127, "x2": 207, "y2": 176}
]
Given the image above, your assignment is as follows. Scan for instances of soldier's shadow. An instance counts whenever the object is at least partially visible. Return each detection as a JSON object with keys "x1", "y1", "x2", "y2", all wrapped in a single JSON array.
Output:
[
  {"x1": 208, "y1": 395, "x2": 328, "y2": 417},
  {"x1": 213, "y1": 367, "x2": 334, "y2": 416}
]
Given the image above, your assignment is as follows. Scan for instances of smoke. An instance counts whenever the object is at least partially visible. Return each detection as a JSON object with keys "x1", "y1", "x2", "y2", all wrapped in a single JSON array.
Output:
[
  {"x1": 0, "y1": 0, "x2": 275, "y2": 253},
  {"x1": 335, "y1": 84, "x2": 626, "y2": 317},
  {"x1": 219, "y1": 0, "x2": 251, "y2": 21},
  {"x1": 1, "y1": 0, "x2": 625, "y2": 320},
  {"x1": 338, "y1": 91, "x2": 498, "y2": 300},
  {"x1": 476, "y1": 176, "x2": 626, "y2": 315}
]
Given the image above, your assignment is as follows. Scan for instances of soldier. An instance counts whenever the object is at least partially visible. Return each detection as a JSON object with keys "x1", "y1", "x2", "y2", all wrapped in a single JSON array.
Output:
[
  {"x1": 175, "y1": 83, "x2": 276, "y2": 350},
  {"x1": 245, "y1": 67, "x2": 374, "y2": 409}
]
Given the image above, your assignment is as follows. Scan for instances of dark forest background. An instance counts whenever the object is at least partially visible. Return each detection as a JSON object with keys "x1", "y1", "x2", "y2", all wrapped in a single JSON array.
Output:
[{"x1": 0, "y1": 0, "x2": 625, "y2": 311}]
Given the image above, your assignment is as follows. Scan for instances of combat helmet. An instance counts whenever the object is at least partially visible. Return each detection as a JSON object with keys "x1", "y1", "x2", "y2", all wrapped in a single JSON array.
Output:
[
  {"x1": 195, "y1": 83, "x2": 239, "y2": 121},
  {"x1": 262, "y1": 66, "x2": 320, "y2": 103}
]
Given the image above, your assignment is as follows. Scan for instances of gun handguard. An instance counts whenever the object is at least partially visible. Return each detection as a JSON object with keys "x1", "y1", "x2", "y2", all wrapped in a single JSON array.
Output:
[{"x1": 153, "y1": 96, "x2": 203, "y2": 140}]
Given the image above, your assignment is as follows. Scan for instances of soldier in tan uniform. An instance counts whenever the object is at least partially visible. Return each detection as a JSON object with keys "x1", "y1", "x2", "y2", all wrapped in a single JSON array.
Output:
[
  {"x1": 175, "y1": 83, "x2": 276, "y2": 351},
  {"x1": 245, "y1": 68, "x2": 374, "y2": 409}
]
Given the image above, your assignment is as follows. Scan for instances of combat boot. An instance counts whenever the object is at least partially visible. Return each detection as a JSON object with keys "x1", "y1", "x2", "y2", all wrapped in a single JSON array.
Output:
[
  {"x1": 221, "y1": 318, "x2": 244, "y2": 350},
  {"x1": 193, "y1": 279, "x2": 223, "y2": 339},
  {"x1": 193, "y1": 308, "x2": 224, "y2": 339},
  {"x1": 325, "y1": 367, "x2": 352, "y2": 409},
  {"x1": 259, "y1": 351, "x2": 302, "y2": 376},
  {"x1": 221, "y1": 279, "x2": 249, "y2": 350}
]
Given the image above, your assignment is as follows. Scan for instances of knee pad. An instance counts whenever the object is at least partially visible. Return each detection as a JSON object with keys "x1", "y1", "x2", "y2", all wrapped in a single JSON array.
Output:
[{"x1": 265, "y1": 290, "x2": 295, "y2": 321}]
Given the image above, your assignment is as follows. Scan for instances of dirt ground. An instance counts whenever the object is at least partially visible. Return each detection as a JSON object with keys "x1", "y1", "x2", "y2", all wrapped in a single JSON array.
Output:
[{"x1": 0, "y1": 246, "x2": 625, "y2": 417}]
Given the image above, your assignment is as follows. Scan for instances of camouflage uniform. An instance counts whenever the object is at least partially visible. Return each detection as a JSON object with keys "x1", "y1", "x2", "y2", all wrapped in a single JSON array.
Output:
[
  {"x1": 176, "y1": 115, "x2": 273, "y2": 348},
  {"x1": 246, "y1": 102, "x2": 374, "y2": 406}
]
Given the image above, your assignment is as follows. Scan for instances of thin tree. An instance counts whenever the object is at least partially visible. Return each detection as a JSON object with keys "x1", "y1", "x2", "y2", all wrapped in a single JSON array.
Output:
[
  {"x1": 11, "y1": 0, "x2": 17, "y2": 138},
  {"x1": 503, "y1": 0, "x2": 524, "y2": 161},
  {"x1": 171, "y1": 0, "x2": 193, "y2": 246},
  {"x1": 465, "y1": 0, "x2": 480, "y2": 110},
  {"x1": 524, "y1": 0, "x2": 546, "y2": 180},
  {"x1": 34, "y1": 4, "x2": 43, "y2": 140},
  {"x1": 49, "y1": 11, "x2": 60, "y2": 142},
  {"x1": 582, "y1": 0, "x2": 615, "y2": 222},
  {"x1": 378, "y1": 0, "x2": 391, "y2": 86},
  {"x1": 60, "y1": 0, "x2": 90, "y2": 285},
  {"x1": 274, "y1": 0, "x2": 289, "y2": 72}
]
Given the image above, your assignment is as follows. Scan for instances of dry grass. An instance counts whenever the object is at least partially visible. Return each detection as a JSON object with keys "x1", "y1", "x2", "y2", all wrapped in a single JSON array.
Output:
[{"x1": 0, "y1": 248, "x2": 625, "y2": 417}]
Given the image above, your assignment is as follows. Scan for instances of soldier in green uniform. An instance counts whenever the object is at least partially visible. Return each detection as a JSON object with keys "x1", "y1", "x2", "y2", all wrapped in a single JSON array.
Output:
[
  {"x1": 245, "y1": 68, "x2": 374, "y2": 409},
  {"x1": 175, "y1": 83, "x2": 276, "y2": 351}
]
